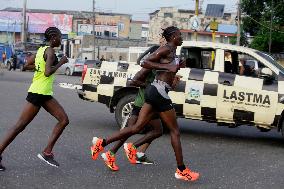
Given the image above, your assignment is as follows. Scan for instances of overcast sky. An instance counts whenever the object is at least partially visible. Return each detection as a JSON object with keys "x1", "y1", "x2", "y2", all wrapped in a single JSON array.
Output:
[{"x1": 1, "y1": 0, "x2": 238, "y2": 21}]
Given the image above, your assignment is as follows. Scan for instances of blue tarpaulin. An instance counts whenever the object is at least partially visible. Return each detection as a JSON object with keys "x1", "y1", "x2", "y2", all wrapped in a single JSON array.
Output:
[
  {"x1": 206, "y1": 24, "x2": 237, "y2": 34},
  {"x1": 0, "y1": 44, "x2": 13, "y2": 61}
]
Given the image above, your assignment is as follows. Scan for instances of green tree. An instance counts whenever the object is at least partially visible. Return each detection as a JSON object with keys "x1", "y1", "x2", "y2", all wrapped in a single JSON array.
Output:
[
  {"x1": 241, "y1": 0, "x2": 284, "y2": 53},
  {"x1": 229, "y1": 26, "x2": 249, "y2": 46}
]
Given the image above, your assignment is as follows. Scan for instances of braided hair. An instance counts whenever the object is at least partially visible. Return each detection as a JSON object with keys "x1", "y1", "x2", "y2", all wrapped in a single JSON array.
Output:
[
  {"x1": 161, "y1": 26, "x2": 179, "y2": 42},
  {"x1": 44, "y1": 27, "x2": 61, "y2": 41}
]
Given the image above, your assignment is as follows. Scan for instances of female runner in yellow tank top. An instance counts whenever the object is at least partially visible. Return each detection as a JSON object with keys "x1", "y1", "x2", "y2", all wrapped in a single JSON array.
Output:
[{"x1": 0, "y1": 27, "x2": 69, "y2": 171}]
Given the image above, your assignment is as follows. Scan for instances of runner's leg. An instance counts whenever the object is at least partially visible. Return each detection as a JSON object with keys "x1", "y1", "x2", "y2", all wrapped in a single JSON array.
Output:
[
  {"x1": 105, "y1": 103, "x2": 154, "y2": 145},
  {"x1": 158, "y1": 109, "x2": 183, "y2": 166},
  {"x1": 0, "y1": 102, "x2": 40, "y2": 155},
  {"x1": 133, "y1": 119, "x2": 162, "y2": 148},
  {"x1": 42, "y1": 98, "x2": 69, "y2": 154},
  {"x1": 110, "y1": 115, "x2": 138, "y2": 154}
]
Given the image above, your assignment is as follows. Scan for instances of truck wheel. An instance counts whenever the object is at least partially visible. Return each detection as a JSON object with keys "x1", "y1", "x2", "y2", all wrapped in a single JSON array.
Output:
[
  {"x1": 65, "y1": 68, "x2": 71, "y2": 76},
  {"x1": 115, "y1": 94, "x2": 136, "y2": 129}
]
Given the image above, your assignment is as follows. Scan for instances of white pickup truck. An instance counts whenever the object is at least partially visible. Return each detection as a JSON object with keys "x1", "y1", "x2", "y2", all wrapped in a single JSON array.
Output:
[{"x1": 77, "y1": 41, "x2": 284, "y2": 137}]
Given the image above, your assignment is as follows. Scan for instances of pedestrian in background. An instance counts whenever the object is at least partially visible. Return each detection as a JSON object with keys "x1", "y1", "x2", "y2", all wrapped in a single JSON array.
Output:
[
  {"x1": 100, "y1": 55, "x2": 106, "y2": 61},
  {"x1": 2, "y1": 52, "x2": 6, "y2": 64}
]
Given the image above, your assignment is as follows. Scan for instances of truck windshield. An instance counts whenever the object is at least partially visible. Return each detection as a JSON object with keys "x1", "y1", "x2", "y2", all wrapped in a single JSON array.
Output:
[{"x1": 256, "y1": 51, "x2": 284, "y2": 74}]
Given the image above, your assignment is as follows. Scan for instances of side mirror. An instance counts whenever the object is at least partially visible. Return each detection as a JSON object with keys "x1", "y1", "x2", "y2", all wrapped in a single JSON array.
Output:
[{"x1": 259, "y1": 67, "x2": 274, "y2": 82}]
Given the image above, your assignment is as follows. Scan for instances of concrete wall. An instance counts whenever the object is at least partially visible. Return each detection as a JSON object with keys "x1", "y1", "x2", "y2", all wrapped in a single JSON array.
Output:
[
  {"x1": 81, "y1": 35, "x2": 146, "y2": 49},
  {"x1": 129, "y1": 23, "x2": 142, "y2": 40},
  {"x1": 182, "y1": 32, "x2": 231, "y2": 44},
  {"x1": 65, "y1": 35, "x2": 147, "y2": 60}
]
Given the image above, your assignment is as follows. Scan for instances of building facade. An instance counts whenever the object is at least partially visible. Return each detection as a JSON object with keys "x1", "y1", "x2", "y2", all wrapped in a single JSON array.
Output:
[
  {"x1": 0, "y1": 8, "x2": 132, "y2": 45},
  {"x1": 148, "y1": 7, "x2": 237, "y2": 44},
  {"x1": 72, "y1": 11, "x2": 131, "y2": 38},
  {"x1": 129, "y1": 21, "x2": 149, "y2": 40},
  {"x1": 0, "y1": 8, "x2": 73, "y2": 44}
]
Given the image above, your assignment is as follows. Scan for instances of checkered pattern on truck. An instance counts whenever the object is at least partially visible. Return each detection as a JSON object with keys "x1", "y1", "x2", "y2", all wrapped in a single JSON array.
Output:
[{"x1": 82, "y1": 61, "x2": 284, "y2": 129}]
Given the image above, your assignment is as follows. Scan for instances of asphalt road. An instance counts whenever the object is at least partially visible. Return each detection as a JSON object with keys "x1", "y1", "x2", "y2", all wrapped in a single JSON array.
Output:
[{"x1": 1, "y1": 70, "x2": 284, "y2": 189}]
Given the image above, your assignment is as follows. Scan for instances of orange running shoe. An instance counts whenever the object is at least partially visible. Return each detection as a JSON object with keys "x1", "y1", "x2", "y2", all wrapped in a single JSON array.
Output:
[
  {"x1": 123, "y1": 143, "x2": 137, "y2": 164},
  {"x1": 175, "y1": 167, "x2": 200, "y2": 181},
  {"x1": 91, "y1": 137, "x2": 104, "y2": 160},
  {"x1": 101, "y1": 151, "x2": 119, "y2": 171}
]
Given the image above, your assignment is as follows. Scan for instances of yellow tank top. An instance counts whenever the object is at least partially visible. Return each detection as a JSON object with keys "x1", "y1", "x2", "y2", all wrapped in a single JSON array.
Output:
[{"x1": 28, "y1": 46, "x2": 55, "y2": 95}]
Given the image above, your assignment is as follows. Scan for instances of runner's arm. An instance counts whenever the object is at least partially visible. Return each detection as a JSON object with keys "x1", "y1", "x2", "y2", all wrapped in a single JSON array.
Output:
[
  {"x1": 137, "y1": 45, "x2": 159, "y2": 64},
  {"x1": 44, "y1": 47, "x2": 68, "y2": 77},
  {"x1": 130, "y1": 68, "x2": 151, "y2": 87},
  {"x1": 131, "y1": 45, "x2": 160, "y2": 86},
  {"x1": 141, "y1": 46, "x2": 178, "y2": 72}
]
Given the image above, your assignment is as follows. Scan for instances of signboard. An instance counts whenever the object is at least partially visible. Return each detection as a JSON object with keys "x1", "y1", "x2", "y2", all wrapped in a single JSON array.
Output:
[
  {"x1": 210, "y1": 20, "x2": 219, "y2": 31},
  {"x1": 189, "y1": 15, "x2": 201, "y2": 31},
  {"x1": 77, "y1": 24, "x2": 118, "y2": 37},
  {"x1": 0, "y1": 11, "x2": 73, "y2": 34}
]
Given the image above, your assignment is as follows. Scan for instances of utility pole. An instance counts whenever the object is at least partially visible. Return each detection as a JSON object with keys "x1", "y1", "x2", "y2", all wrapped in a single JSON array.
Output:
[
  {"x1": 6, "y1": 18, "x2": 9, "y2": 43},
  {"x1": 21, "y1": 0, "x2": 27, "y2": 49},
  {"x1": 193, "y1": 0, "x2": 199, "y2": 41},
  {"x1": 92, "y1": 0, "x2": 96, "y2": 59},
  {"x1": 13, "y1": 21, "x2": 16, "y2": 45},
  {"x1": 237, "y1": 0, "x2": 241, "y2": 46},
  {"x1": 195, "y1": 0, "x2": 199, "y2": 18},
  {"x1": 269, "y1": 0, "x2": 273, "y2": 53}
]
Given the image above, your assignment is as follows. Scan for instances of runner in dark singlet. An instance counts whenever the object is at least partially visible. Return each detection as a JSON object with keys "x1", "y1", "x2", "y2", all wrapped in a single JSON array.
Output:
[
  {"x1": 90, "y1": 26, "x2": 199, "y2": 181},
  {"x1": 99, "y1": 39, "x2": 166, "y2": 171}
]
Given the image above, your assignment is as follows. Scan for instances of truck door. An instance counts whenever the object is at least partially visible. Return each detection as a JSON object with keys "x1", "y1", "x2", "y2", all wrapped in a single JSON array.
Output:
[
  {"x1": 216, "y1": 51, "x2": 278, "y2": 125},
  {"x1": 170, "y1": 47, "x2": 219, "y2": 121}
]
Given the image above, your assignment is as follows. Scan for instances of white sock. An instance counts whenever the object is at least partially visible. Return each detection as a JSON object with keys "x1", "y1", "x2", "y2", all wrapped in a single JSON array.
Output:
[{"x1": 136, "y1": 152, "x2": 145, "y2": 158}]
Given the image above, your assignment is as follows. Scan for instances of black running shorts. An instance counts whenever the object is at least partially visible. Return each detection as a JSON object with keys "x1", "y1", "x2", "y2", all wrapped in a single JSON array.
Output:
[
  {"x1": 144, "y1": 84, "x2": 174, "y2": 112},
  {"x1": 26, "y1": 92, "x2": 53, "y2": 107},
  {"x1": 131, "y1": 105, "x2": 159, "y2": 120}
]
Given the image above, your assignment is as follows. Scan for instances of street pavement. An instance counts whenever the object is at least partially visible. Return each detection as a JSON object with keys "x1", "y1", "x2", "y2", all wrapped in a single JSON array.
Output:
[{"x1": 0, "y1": 70, "x2": 284, "y2": 189}]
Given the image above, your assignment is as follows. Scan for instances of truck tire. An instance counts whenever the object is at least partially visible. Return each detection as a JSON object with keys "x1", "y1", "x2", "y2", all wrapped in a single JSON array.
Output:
[{"x1": 115, "y1": 94, "x2": 136, "y2": 129}]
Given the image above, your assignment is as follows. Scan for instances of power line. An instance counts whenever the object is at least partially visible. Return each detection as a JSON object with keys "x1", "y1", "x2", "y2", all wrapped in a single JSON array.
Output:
[{"x1": 244, "y1": 15, "x2": 284, "y2": 34}]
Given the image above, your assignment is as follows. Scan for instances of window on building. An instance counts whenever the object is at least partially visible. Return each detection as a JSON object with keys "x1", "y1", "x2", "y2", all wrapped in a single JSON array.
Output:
[
  {"x1": 164, "y1": 13, "x2": 173, "y2": 18},
  {"x1": 118, "y1": 23, "x2": 125, "y2": 31},
  {"x1": 104, "y1": 31, "x2": 110, "y2": 37},
  {"x1": 142, "y1": 27, "x2": 148, "y2": 31},
  {"x1": 180, "y1": 47, "x2": 215, "y2": 70}
]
